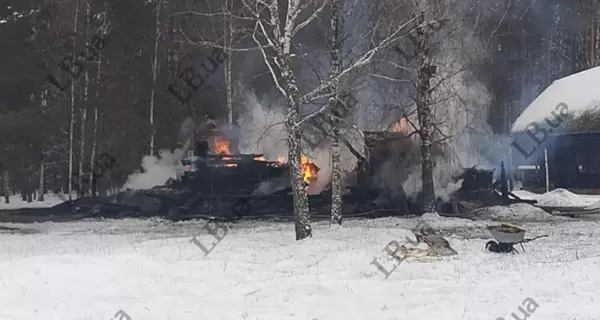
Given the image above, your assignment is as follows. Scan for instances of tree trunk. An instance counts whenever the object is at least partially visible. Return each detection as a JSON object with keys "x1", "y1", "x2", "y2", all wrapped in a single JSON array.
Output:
[
  {"x1": 27, "y1": 186, "x2": 33, "y2": 203},
  {"x1": 224, "y1": 0, "x2": 234, "y2": 124},
  {"x1": 329, "y1": 0, "x2": 343, "y2": 225},
  {"x1": 68, "y1": 0, "x2": 80, "y2": 201},
  {"x1": 39, "y1": 85, "x2": 48, "y2": 202},
  {"x1": 89, "y1": 106, "x2": 98, "y2": 196},
  {"x1": 149, "y1": 0, "x2": 163, "y2": 156},
  {"x1": 415, "y1": 11, "x2": 436, "y2": 213},
  {"x1": 78, "y1": 0, "x2": 91, "y2": 197},
  {"x1": 38, "y1": 0, "x2": 50, "y2": 203},
  {"x1": 89, "y1": 0, "x2": 108, "y2": 197},
  {"x1": 3, "y1": 171, "x2": 9, "y2": 204},
  {"x1": 39, "y1": 161, "x2": 45, "y2": 201},
  {"x1": 281, "y1": 60, "x2": 312, "y2": 240}
]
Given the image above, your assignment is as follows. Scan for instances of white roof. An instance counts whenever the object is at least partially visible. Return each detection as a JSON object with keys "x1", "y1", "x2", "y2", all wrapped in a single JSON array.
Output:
[{"x1": 511, "y1": 66, "x2": 600, "y2": 132}]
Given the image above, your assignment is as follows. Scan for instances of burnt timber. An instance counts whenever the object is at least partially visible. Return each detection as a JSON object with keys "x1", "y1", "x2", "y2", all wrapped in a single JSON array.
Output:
[{"x1": 0, "y1": 132, "x2": 536, "y2": 224}]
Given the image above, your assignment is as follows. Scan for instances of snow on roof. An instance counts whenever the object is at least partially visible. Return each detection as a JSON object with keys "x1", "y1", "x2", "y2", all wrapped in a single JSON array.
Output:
[{"x1": 511, "y1": 66, "x2": 600, "y2": 132}]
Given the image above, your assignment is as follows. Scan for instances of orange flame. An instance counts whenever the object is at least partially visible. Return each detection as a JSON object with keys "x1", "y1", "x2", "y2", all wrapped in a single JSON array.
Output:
[
  {"x1": 211, "y1": 136, "x2": 231, "y2": 154},
  {"x1": 254, "y1": 155, "x2": 318, "y2": 183},
  {"x1": 390, "y1": 117, "x2": 407, "y2": 132},
  {"x1": 300, "y1": 156, "x2": 319, "y2": 184},
  {"x1": 210, "y1": 136, "x2": 237, "y2": 167}
]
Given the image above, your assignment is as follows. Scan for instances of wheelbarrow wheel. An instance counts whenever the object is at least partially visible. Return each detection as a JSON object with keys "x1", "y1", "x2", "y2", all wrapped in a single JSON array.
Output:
[{"x1": 485, "y1": 240, "x2": 499, "y2": 252}]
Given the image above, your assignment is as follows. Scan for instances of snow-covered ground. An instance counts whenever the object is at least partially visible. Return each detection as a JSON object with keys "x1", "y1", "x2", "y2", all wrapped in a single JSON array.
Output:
[
  {"x1": 0, "y1": 194, "x2": 66, "y2": 210},
  {"x1": 513, "y1": 189, "x2": 600, "y2": 206},
  {"x1": 1, "y1": 215, "x2": 599, "y2": 320},
  {"x1": 0, "y1": 190, "x2": 599, "y2": 319}
]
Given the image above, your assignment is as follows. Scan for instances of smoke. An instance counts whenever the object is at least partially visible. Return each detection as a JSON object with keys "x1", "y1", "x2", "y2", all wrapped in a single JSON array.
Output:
[
  {"x1": 350, "y1": 0, "x2": 506, "y2": 201},
  {"x1": 121, "y1": 149, "x2": 185, "y2": 190},
  {"x1": 236, "y1": 89, "x2": 365, "y2": 194},
  {"x1": 303, "y1": 128, "x2": 365, "y2": 195},
  {"x1": 121, "y1": 118, "x2": 194, "y2": 190},
  {"x1": 236, "y1": 90, "x2": 288, "y2": 159},
  {"x1": 179, "y1": 117, "x2": 196, "y2": 147},
  {"x1": 401, "y1": 28, "x2": 497, "y2": 199}
]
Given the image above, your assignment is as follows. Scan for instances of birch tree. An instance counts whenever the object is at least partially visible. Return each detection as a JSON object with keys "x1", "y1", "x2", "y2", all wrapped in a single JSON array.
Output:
[
  {"x1": 371, "y1": 0, "x2": 489, "y2": 213},
  {"x1": 413, "y1": 8, "x2": 436, "y2": 213},
  {"x1": 223, "y1": 0, "x2": 234, "y2": 124},
  {"x1": 328, "y1": 0, "x2": 343, "y2": 224},
  {"x1": 242, "y1": 0, "x2": 324, "y2": 240},
  {"x1": 239, "y1": 0, "x2": 417, "y2": 239},
  {"x1": 78, "y1": 0, "x2": 91, "y2": 197},
  {"x1": 38, "y1": 0, "x2": 52, "y2": 202},
  {"x1": 149, "y1": 0, "x2": 165, "y2": 156},
  {"x1": 68, "y1": 0, "x2": 80, "y2": 201},
  {"x1": 88, "y1": 0, "x2": 109, "y2": 196}
]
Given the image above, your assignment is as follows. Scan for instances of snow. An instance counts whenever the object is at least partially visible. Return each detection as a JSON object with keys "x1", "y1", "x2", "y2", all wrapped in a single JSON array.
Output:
[
  {"x1": 536, "y1": 188, "x2": 597, "y2": 207},
  {"x1": 0, "y1": 194, "x2": 65, "y2": 210},
  {"x1": 583, "y1": 199, "x2": 600, "y2": 210},
  {"x1": 1, "y1": 217, "x2": 599, "y2": 320},
  {"x1": 511, "y1": 190, "x2": 542, "y2": 201},
  {"x1": 514, "y1": 189, "x2": 600, "y2": 206}
]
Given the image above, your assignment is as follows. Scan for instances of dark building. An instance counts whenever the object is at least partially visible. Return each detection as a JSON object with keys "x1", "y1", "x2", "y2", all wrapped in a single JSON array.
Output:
[
  {"x1": 547, "y1": 132, "x2": 600, "y2": 188},
  {"x1": 511, "y1": 131, "x2": 600, "y2": 189},
  {"x1": 512, "y1": 132, "x2": 600, "y2": 189}
]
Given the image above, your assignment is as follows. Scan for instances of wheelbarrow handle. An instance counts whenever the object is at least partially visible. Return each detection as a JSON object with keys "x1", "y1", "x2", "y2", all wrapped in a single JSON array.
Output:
[{"x1": 518, "y1": 234, "x2": 549, "y2": 244}]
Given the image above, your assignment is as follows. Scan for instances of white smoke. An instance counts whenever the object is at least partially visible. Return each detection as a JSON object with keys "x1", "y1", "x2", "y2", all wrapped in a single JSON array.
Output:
[
  {"x1": 401, "y1": 66, "x2": 496, "y2": 199},
  {"x1": 401, "y1": 68, "x2": 495, "y2": 199},
  {"x1": 354, "y1": 2, "x2": 503, "y2": 200},
  {"x1": 237, "y1": 90, "x2": 288, "y2": 159},
  {"x1": 121, "y1": 149, "x2": 185, "y2": 190},
  {"x1": 121, "y1": 118, "x2": 195, "y2": 190}
]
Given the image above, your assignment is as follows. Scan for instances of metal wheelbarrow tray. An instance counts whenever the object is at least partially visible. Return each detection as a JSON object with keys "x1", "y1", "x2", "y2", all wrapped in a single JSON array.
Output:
[{"x1": 485, "y1": 224, "x2": 549, "y2": 254}]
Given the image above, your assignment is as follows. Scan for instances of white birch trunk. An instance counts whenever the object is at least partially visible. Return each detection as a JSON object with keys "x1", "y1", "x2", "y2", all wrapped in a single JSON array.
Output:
[
  {"x1": 68, "y1": 0, "x2": 80, "y2": 201},
  {"x1": 39, "y1": 88, "x2": 47, "y2": 201},
  {"x1": 283, "y1": 82, "x2": 312, "y2": 240},
  {"x1": 329, "y1": 0, "x2": 343, "y2": 225},
  {"x1": 149, "y1": 0, "x2": 163, "y2": 156},
  {"x1": 280, "y1": 51, "x2": 311, "y2": 240},
  {"x1": 78, "y1": 0, "x2": 91, "y2": 197},
  {"x1": 415, "y1": 11, "x2": 436, "y2": 213},
  {"x1": 39, "y1": 0, "x2": 50, "y2": 202},
  {"x1": 224, "y1": 0, "x2": 233, "y2": 124},
  {"x1": 89, "y1": 0, "x2": 108, "y2": 196}
]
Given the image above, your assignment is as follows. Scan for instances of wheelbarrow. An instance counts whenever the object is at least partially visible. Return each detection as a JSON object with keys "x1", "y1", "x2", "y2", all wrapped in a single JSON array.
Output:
[{"x1": 485, "y1": 224, "x2": 548, "y2": 254}]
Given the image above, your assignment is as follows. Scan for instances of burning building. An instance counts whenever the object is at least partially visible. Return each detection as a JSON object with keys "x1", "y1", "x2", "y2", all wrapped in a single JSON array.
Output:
[{"x1": 62, "y1": 114, "x2": 464, "y2": 221}]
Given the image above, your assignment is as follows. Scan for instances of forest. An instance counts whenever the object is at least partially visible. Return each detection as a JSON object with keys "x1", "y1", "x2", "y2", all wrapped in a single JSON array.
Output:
[{"x1": 1, "y1": 0, "x2": 600, "y2": 238}]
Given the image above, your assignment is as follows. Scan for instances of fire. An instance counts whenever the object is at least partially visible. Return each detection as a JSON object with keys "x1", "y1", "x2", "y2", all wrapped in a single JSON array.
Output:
[
  {"x1": 211, "y1": 136, "x2": 231, "y2": 154},
  {"x1": 300, "y1": 155, "x2": 319, "y2": 184},
  {"x1": 252, "y1": 154, "x2": 318, "y2": 184},
  {"x1": 390, "y1": 117, "x2": 408, "y2": 132},
  {"x1": 209, "y1": 136, "x2": 237, "y2": 167}
]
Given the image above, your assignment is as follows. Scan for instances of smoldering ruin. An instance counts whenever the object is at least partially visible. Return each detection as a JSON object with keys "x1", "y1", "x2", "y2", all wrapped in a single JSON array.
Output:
[{"x1": 0, "y1": 87, "x2": 532, "y2": 223}]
